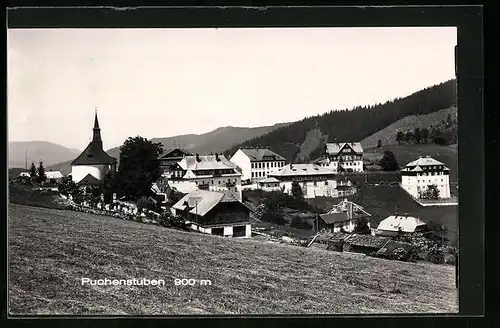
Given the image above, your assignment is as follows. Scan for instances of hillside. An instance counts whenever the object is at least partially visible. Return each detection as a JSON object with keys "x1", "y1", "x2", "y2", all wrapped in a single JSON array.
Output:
[
  {"x1": 361, "y1": 107, "x2": 458, "y2": 149},
  {"x1": 224, "y1": 79, "x2": 457, "y2": 162},
  {"x1": 8, "y1": 141, "x2": 81, "y2": 168},
  {"x1": 49, "y1": 123, "x2": 288, "y2": 174},
  {"x1": 8, "y1": 203, "x2": 458, "y2": 315},
  {"x1": 309, "y1": 183, "x2": 458, "y2": 245},
  {"x1": 363, "y1": 143, "x2": 458, "y2": 182}
]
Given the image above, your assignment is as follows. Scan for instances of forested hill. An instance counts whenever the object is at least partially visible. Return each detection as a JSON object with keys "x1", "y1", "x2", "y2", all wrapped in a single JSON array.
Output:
[{"x1": 223, "y1": 79, "x2": 457, "y2": 162}]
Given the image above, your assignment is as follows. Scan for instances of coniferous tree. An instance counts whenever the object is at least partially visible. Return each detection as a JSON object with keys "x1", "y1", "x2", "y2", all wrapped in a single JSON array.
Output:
[
  {"x1": 37, "y1": 160, "x2": 46, "y2": 183},
  {"x1": 421, "y1": 128, "x2": 430, "y2": 144},
  {"x1": 405, "y1": 131, "x2": 414, "y2": 144},
  {"x1": 414, "y1": 128, "x2": 422, "y2": 144},
  {"x1": 29, "y1": 162, "x2": 37, "y2": 181},
  {"x1": 396, "y1": 130, "x2": 405, "y2": 145}
]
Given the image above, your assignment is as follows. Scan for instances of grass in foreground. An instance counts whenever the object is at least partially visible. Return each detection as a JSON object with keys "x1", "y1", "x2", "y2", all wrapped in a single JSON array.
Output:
[{"x1": 9, "y1": 203, "x2": 458, "y2": 315}]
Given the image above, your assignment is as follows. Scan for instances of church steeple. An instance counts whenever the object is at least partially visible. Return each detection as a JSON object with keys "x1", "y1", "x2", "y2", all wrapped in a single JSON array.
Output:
[{"x1": 92, "y1": 109, "x2": 103, "y2": 148}]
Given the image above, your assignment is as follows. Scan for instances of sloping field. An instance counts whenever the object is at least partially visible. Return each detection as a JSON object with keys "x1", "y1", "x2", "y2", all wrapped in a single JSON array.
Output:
[
  {"x1": 361, "y1": 107, "x2": 457, "y2": 149},
  {"x1": 8, "y1": 203, "x2": 458, "y2": 315}
]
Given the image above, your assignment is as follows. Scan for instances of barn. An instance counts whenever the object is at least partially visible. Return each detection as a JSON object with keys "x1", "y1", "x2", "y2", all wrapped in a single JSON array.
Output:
[{"x1": 172, "y1": 190, "x2": 252, "y2": 238}]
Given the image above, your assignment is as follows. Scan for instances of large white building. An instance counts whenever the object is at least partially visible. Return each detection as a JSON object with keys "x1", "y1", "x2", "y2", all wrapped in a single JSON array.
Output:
[
  {"x1": 167, "y1": 153, "x2": 243, "y2": 201},
  {"x1": 400, "y1": 156, "x2": 451, "y2": 199},
  {"x1": 71, "y1": 112, "x2": 117, "y2": 184},
  {"x1": 268, "y1": 163, "x2": 339, "y2": 198},
  {"x1": 320, "y1": 142, "x2": 364, "y2": 173},
  {"x1": 230, "y1": 148, "x2": 286, "y2": 183}
]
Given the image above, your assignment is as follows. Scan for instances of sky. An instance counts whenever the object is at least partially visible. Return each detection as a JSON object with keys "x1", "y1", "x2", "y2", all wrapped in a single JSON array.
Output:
[{"x1": 8, "y1": 27, "x2": 457, "y2": 151}]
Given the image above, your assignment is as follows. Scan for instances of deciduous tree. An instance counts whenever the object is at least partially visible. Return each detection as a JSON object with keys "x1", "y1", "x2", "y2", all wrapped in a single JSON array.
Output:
[
  {"x1": 379, "y1": 150, "x2": 399, "y2": 171},
  {"x1": 114, "y1": 136, "x2": 163, "y2": 200}
]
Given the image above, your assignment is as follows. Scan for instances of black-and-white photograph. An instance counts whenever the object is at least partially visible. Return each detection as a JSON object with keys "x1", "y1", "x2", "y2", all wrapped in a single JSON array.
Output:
[{"x1": 8, "y1": 20, "x2": 460, "y2": 315}]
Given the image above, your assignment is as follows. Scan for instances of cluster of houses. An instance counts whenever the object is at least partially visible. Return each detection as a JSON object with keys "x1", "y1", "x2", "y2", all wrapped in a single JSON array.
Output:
[{"x1": 18, "y1": 112, "x2": 451, "y2": 242}]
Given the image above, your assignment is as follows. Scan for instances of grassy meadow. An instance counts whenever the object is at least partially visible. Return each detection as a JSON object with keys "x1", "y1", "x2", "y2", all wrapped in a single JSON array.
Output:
[{"x1": 9, "y1": 203, "x2": 458, "y2": 315}]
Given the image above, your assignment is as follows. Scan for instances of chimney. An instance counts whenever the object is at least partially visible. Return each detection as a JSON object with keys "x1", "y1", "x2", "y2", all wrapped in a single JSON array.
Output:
[
  {"x1": 426, "y1": 155, "x2": 430, "y2": 158},
  {"x1": 215, "y1": 153, "x2": 220, "y2": 161},
  {"x1": 196, "y1": 153, "x2": 200, "y2": 162}
]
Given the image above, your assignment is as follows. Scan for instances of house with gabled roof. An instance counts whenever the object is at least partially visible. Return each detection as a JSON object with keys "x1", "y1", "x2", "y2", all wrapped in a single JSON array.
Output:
[
  {"x1": 268, "y1": 163, "x2": 339, "y2": 198},
  {"x1": 400, "y1": 156, "x2": 451, "y2": 199},
  {"x1": 172, "y1": 189, "x2": 252, "y2": 237},
  {"x1": 318, "y1": 199, "x2": 371, "y2": 233},
  {"x1": 373, "y1": 215, "x2": 428, "y2": 237},
  {"x1": 157, "y1": 148, "x2": 193, "y2": 174},
  {"x1": 167, "y1": 153, "x2": 242, "y2": 200},
  {"x1": 230, "y1": 147, "x2": 286, "y2": 183},
  {"x1": 323, "y1": 142, "x2": 364, "y2": 173},
  {"x1": 71, "y1": 111, "x2": 117, "y2": 184}
]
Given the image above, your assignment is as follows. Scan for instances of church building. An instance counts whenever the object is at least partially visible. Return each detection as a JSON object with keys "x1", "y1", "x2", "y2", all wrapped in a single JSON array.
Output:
[{"x1": 70, "y1": 111, "x2": 117, "y2": 184}]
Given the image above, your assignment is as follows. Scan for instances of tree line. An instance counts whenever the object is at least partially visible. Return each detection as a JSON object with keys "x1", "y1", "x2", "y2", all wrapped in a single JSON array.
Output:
[
  {"x1": 396, "y1": 113, "x2": 457, "y2": 146},
  {"x1": 224, "y1": 79, "x2": 457, "y2": 161}
]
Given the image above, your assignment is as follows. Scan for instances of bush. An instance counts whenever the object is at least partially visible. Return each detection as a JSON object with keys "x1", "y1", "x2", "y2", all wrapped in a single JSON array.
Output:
[
  {"x1": 290, "y1": 217, "x2": 313, "y2": 230},
  {"x1": 137, "y1": 196, "x2": 154, "y2": 213}
]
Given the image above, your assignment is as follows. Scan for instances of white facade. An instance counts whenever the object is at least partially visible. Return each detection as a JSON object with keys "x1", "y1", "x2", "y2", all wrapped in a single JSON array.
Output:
[
  {"x1": 400, "y1": 156, "x2": 451, "y2": 199},
  {"x1": 71, "y1": 164, "x2": 112, "y2": 184},
  {"x1": 279, "y1": 179, "x2": 338, "y2": 199},
  {"x1": 230, "y1": 148, "x2": 286, "y2": 183},
  {"x1": 250, "y1": 160, "x2": 286, "y2": 182},
  {"x1": 168, "y1": 176, "x2": 242, "y2": 200},
  {"x1": 188, "y1": 223, "x2": 252, "y2": 238},
  {"x1": 401, "y1": 173, "x2": 451, "y2": 199},
  {"x1": 230, "y1": 149, "x2": 252, "y2": 181},
  {"x1": 324, "y1": 142, "x2": 364, "y2": 173}
]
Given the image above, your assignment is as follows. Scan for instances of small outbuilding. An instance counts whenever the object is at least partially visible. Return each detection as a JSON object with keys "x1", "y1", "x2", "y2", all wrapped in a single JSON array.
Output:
[{"x1": 373, "y1": 215, "x2": 428, "y2": 237}]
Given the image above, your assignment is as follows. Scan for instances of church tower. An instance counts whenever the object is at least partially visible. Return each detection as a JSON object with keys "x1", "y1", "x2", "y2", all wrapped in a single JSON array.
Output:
[{"x1": 70, "y1": 110, "x2": 117, "y2": 184}]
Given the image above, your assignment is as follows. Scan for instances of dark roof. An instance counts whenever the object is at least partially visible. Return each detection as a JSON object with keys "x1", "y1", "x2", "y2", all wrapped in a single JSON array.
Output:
[
  {"x1": 376, "y1": 240, "x2": 414, "y2": 259},
  {"x1": 158, "y1": 148, "x2": 193, "y2": 159},
  {"x1": 240, "y1": 148, "x2": 286, "y2": 162},
  {"x1": 344, "y1": 234, "x2": 390, "y2": 249},
  {"x1": 71, "y1": 141, "x2": 117, "y2": 165},
  {"x1": 77, "y1": 173, "x2": 102, "y2": 185},
  {"x1": 319, "y1": 212, "x2": 349, "y2": 224},
  {"x1": 316, "y1": 232, "x2": 348, "y2": 244}
]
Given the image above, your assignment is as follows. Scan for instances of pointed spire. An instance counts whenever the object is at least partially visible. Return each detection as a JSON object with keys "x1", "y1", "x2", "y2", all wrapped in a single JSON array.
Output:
[
  {"x1": 93, "y1": 107, "x2": 100, "y2": 129},
  {"x1": 92, "y1": 107, "x2": 103, "y2": 147}
]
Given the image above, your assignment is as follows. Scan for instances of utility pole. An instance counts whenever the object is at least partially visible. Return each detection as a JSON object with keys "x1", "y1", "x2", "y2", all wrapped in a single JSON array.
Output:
[{"x1": 25, "y1": 150, "x2": 27, "y2": 170}]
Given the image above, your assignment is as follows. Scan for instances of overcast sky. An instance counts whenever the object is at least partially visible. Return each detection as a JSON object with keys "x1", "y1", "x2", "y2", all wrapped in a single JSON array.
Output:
[{"x1": 8, "y1": 27, "x2": 457, "y2": 150}]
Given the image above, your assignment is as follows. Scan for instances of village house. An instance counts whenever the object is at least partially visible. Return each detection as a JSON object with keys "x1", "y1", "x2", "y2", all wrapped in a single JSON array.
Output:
[
  {"x1": 157, "y1": 148, "x2": 192, "y2": 174},
  {"x1": 45, "y1": 170, "x2": 64, "y2": 181},
  {"x1": 230, "y1": 148, "x2": 286, "y2": 183},
  {"x1": 400, "y1": 156, "x2": 451, "y2": 199},
  {"x1": 172, "y1": 189, "x2": 252, "y2": 237},
  {"x1": 372, "y1": 215, "x2": 428, "y2": 237},
  {"x1": 70, "y1": 111, "x2": 117, "y2": 184},
  {"x1": 318, "y1": 199, "x2": 371, "y2": 233},
  {"x1": 167, "y1": 153, "x2": 243, "y2": 201},
  {"x1": 320, "y1": 142, "x2": 364, "y2": 173},
  {"x1": 268, "y1": 163, "x2": 339, "y2": 199},
  {"x1": 257, "y1": 177, "x2": 281, "y2": 192}
]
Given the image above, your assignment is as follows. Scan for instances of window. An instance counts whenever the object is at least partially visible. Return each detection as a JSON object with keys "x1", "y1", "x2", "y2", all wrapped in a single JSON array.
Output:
[
  {"x1": 212, "y1": 180, "x2": 214, "y2": 184},
  {"x1": 218, "y1": 181, "x2": 220, "y2": 185},
  {"x1": 313, "y1": 181, "x2": 317, "y2": 186},
  {"x1": 325, "y1": 181, "x2": 328, "y2": 186}
]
